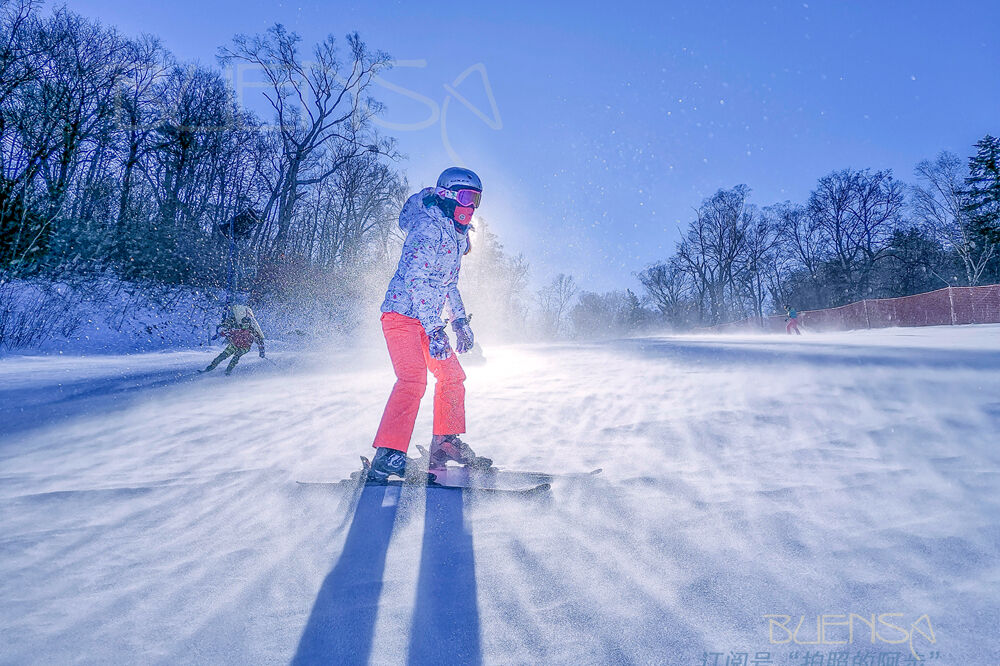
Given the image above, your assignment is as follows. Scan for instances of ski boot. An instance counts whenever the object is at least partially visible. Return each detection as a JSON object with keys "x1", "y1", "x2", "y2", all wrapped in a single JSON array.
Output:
[
  {"x1": 429, "y1": 435, "x2": 493, "y2": 471},
  {"x1": 366, "y1": 447, "x2": 436, "y2": 483},
  {"x1": 366, "y1": 447, "x2": 409, "y2": 482}
]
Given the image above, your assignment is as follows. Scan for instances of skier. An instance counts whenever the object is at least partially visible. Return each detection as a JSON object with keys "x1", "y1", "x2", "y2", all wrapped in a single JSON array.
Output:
[
  {"x1": 203, "y1": 302, "x2": 266, "y2": 375},
  {"x1": 367, "y1": 167, "x2": 491, "y2": 482},
  {"x1": 785, "y1": 305, "x2": 802, "y2": 335}
]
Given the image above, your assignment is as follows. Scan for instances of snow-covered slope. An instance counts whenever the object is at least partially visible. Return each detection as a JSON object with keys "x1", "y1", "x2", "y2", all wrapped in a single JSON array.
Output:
[{"x1": 1, "y1": 326, "x2": 998, "y2": 664}]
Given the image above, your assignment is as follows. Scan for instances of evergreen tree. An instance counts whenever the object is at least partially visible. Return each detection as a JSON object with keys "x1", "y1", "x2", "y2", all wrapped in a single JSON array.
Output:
[
  {"x1": 963, "y1": 135, "x2": 1000, "y2": 243},
  {"x1": 878, "y1": 227, "x2": 953, "y2": 296}
]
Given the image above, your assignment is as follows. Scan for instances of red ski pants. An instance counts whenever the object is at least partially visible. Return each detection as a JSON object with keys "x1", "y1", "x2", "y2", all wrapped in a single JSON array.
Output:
[
  {"x1": 373, "y1": 312, "x2": 466, "y2": 452},
  {"x1": 786, "y1": 319, "x2": 800, "y2": 335}
]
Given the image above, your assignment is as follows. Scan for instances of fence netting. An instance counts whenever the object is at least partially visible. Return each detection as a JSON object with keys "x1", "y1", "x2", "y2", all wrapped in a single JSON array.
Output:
[{"x1": 706, "y1": 285, "x2": 1000, "y2": 333}]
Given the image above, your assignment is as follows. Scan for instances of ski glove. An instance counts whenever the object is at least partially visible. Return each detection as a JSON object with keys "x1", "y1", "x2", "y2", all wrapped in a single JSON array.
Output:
[
  {"x1": 427, "y1": 327, "x2": 453, "y2": 360},
  {"x1": 452, "y1": 317, "x2": 474, "y2": 354}
]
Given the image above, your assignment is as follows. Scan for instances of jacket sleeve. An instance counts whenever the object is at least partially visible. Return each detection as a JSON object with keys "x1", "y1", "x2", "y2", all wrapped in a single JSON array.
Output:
[
  {"x1": 403, "y1": 223, "x2": 449, "y2": 333},
  {"x1": 445, "y1": 281, "x2": 467, "y2": 322}
]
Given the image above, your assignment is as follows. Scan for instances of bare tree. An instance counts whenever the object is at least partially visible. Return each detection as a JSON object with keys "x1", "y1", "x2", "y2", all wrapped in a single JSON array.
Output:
[
  {"x1": 738, "y1": 213, "x2": 779, "y2": 319},
  {"x1": 537, "y1": 273, "x2": 577, "y2": 337},
  {"x1": 319, "y1": 150, "x2": 404, "y2": 265},
  {"x1": 637, "y1": 258, "x2": 691, "y2": 327},
  {"x1": 849, "y1": 169, "x2": 905, "y2": 288},
  {"x1": 913, "y1": 151, "x2": 993, "y2": 286},
  {"x1": 570, "y1": 290, "x2": 642, "y2": 339},
  {"x1": 34, "y1": 9, "x2": 131, "y2": 220},
  {"x1": 0, "y1": 0, "x2": 39, "y2": 109},
  {"x1": 771, "y1": 203, "x2": 819, "y2": 283},
  {"x1": 219, "y1": 25, "x2": 393, "y2": 258},
  {"x1": 674, "y1": 185, "x2": 755, "y2": 323},
  {"x1": 808, "y1": 169, "x2": 858, "y2": 301},
  {"x1": 808, "y1": 168, "x2": 902, "y2": 302},
  {"x1": 112, "y1": 34, "x2": 172, "y2": 234},
  {"x1": 765, "y1": 202, "x2": 832, "y2": 308},
  {"x1": 0, "y1": 7, "x2": 133, "y2": 272},
  {"x1": 457, "y1": 218, "x2": 531, "y2": 340}
]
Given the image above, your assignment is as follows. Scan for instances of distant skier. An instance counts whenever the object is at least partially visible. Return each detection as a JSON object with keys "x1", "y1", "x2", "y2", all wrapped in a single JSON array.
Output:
[
  {"x1": 785, "y1": 305, "x2": 802, "y2": 335},
  {"x1": 367, "y1": 167, "x2": 491, "y2": 482},
  {"x1": 203, "y1": 303, "x2": 266, "y2": 375}
]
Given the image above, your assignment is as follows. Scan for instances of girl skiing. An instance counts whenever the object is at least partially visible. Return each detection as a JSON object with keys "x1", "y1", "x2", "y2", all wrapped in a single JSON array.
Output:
[
  {"x1": 785, "y1": 305, "x2": 802, "y2": 335},
  {"x1": 367, "y1": 167, "x2": 491, "y2": 481}
]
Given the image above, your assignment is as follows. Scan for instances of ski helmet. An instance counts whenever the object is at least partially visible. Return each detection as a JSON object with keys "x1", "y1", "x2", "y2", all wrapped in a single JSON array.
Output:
[{"x1": 436, "y1": 167, "x2": 482, "y2": 193}]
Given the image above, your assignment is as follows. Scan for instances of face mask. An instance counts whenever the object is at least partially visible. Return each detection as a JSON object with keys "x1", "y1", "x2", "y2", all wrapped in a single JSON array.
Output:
[{"x1": 453, "y1": 206, "x2": 474, "y2": 225}]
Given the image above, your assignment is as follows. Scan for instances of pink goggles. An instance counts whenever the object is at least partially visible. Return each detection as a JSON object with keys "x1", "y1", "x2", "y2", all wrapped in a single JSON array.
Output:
[{"x1": 436, "y1": 187, "x2": 482, "y2": 208}]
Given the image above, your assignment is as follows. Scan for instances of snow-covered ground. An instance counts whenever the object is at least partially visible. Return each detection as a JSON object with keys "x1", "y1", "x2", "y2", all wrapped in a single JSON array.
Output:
[{"x1": 1, "y1": 326, "x2": 999, "y2": 664}]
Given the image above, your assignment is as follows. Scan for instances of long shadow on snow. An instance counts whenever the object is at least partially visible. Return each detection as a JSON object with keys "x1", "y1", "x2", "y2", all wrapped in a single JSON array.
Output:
[
  {"x1": 616, "y1": 337, "x2": 1000, "y2": 370},
  {"x1": 292, "y1": 484, "x2": 483, "y2": 665},
  {"x1": 407, "y1": 488, "x2": 482, "y2": 665},
  {"x1": 0, "y1": 367, "x2": 202, "y2": 438},
  {"x1": 293, "y1": 483, "x2": 400, "y2": 665}
]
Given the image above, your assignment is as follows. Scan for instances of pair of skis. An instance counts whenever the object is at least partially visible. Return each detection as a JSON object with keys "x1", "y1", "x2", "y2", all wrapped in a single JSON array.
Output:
[{"x1": 297, "y1": 455, "x2": 602, "y2": 497}]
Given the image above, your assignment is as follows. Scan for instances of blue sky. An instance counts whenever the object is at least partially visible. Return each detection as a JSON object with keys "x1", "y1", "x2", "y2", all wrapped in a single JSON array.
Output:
[{"x1": 69, "y1": 0, "x2": 1000, "y2": 292}]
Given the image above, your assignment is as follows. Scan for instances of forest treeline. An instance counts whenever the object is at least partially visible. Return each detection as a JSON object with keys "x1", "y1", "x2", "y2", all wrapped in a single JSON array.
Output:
[
  {"x1": 0, "y1": 1, "x2": 407, "y2": 288},
  {"x1": 2, "y1": 1, "x2": 999, "y2": 346},
  {"x1": 559, "y1": 137, "x2": 1000, "y2": 338},
  {"x1": 0, "y1": 1, "x2": 541, "y2": 348}
]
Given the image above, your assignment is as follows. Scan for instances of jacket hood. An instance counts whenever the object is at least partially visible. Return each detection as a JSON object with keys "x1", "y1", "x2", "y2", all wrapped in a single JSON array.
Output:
[
  {"x1": 226, "y1": 304, "x2": 264, "y2": 339},
  {"x1": 399, "y1": 187, "x2": 437, "y2": 232},
  {"x1": 229, "y1": 304, "x2": 251, "y2": 321}
]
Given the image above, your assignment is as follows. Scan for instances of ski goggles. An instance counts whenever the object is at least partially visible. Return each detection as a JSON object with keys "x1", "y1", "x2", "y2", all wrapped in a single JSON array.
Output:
[{"x1": 436, "y1": 187, "x2": 482, "y2": 208}]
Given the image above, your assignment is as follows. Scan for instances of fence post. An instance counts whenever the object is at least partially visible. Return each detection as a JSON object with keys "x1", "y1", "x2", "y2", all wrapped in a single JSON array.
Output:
[
  {"x1": 948, "y1": 286, "x2": 956, "y2": 326},
  {"x1": 863, "y1": 299, "x2": 871, "y2": 329}
]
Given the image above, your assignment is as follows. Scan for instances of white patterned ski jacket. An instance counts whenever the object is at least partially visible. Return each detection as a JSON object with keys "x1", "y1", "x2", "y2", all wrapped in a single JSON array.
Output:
[{"x1": 381, "y1": 187, "x2": 469, "y2": 333}]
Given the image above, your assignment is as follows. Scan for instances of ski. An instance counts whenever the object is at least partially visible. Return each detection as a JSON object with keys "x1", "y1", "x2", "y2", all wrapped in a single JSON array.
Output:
[
  {"x1": 424, "y1": 464, "x2": 577, "y2": 490},
  {"x1": 491, "y1": 467, "x2": 603, "y2": 482},
  {"x1": 434, "y1": 481, "x2": 551, "y2": 496},
  {"x1": 296, "y1": 478, "x2": 550, "y2": 496},
  {"x1": 413, "y1": 445, "x2": 602, "y2": 482},
  {"x1": 296, "y1": 456, "x2": 550, "y2": 496}
]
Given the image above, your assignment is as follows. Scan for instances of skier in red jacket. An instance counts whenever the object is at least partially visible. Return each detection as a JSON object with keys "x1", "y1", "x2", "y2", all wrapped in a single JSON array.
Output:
[{"x1": 203, "y1": 304, "x2": 265, "y2": 375}]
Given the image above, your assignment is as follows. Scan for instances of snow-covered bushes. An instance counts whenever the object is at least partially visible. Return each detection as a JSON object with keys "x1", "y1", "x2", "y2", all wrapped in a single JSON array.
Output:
[
  {"x1": 0, "y1": 276, "x2": 226, "y2": 354},
  {"x1": 0, "y1": 270, "x2": 391, "y2": 355},
  {"x1": 0, "y1": 279, "x2": 87, "y2": 349}
]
